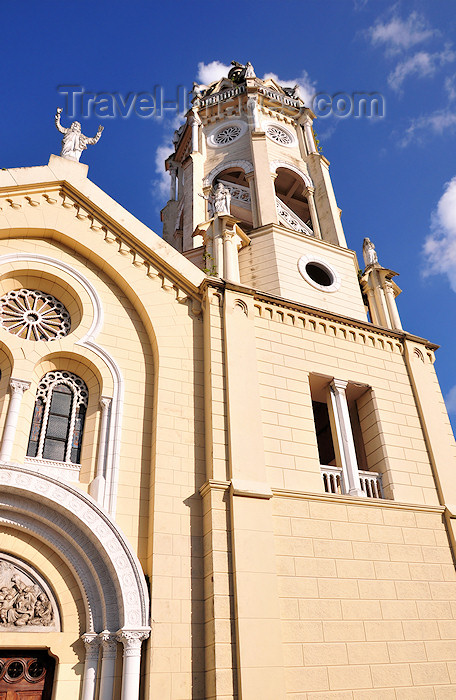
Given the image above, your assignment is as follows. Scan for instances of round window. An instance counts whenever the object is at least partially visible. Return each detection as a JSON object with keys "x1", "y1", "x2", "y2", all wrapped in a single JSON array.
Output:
[
  {"x1": 305, "y1": 262, "x2": 333, "y2": 287},
  {"x1": 264, "y1": 122, "x2": 297, "y2": 147},
  {"x1": 208, "y1": 120, "x2": 247, "y2": 147},
  {"x1": 0, "y1": 289, "x2": 71, "y2": 341},
  {"x1": 298, "y1": 255, "x2": 341, "y2": 292}
]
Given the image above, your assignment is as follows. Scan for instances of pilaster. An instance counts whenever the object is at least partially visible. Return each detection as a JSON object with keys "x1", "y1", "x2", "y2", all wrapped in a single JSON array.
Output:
[
  {"x1": 249, "y1": 132, "x2": 278, "y2": 226},
  {"x1": 222, "y1": 287, "x2": 285, "y2": 699},
  {"x1": 183, "y1": 151, "x2": 205, "y2": 251},
  {"x1": 306, "y1": 152, "x2": 347, "y2": 246},
  {"x1": 403, "y1": 339, "x2": 456, "y2": 551}
]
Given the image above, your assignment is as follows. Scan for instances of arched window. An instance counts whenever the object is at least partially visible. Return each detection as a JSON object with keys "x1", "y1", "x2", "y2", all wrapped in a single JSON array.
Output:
[{"x1": 27, "y1": 371, "x2": 88, "y2": 464}]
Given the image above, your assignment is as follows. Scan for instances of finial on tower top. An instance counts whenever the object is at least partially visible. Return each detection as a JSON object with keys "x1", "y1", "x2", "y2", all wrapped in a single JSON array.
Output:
[
  {"x1": 227, "y1": 61, "x2": 255, "y2": 84},
  {"x1": 54, "y1": 108, "x2": 104, "y2": 162}
]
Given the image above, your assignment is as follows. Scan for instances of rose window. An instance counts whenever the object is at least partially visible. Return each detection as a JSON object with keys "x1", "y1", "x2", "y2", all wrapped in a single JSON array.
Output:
[
  {"x1": 214, "y1": 125, "x2": 242, "y2": 145},
  {"x1": 0, "y1": 289, "x2": 71, "y2": 341},
  {"x1": 266, "y1": 125, "x2": 293, "y2": 145}
]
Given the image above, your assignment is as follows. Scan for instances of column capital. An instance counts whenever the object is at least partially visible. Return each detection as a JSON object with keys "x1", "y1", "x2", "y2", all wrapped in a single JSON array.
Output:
[
  {"x1": 189, "y1": 108, "x2": 202, "y2": 126},
  {"x1": 99, "y1": 396, "x2": 112, "y2": 411},
  {"x1": 304, "y1": 186, "x2": 315, "y2": 197},
  {"x1": 82, "y1": 633, "x2": 101, "y2": 660},
  {"x1": 99, "y1": 630, "x2": 117, "y2": 658},
  {"x1": 330, "y1": 378, "x2": 348, "y2": 394},
  {"x1": 116, "y1": 629, "x2": 149, "y2": 657},
  {"x1": 9, "y1": 378, "x2": 31, "y2": 395}
]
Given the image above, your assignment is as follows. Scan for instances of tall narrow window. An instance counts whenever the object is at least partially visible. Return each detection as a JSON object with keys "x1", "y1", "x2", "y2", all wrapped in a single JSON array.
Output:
[{"x1": 27, "y1": 371, "x2": 88, "y2": 464}]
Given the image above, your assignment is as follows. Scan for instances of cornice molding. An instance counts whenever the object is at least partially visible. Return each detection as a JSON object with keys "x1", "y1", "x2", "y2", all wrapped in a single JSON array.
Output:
[{"x1": 0, "y1": 181, "x2": 201, "y2": 303}]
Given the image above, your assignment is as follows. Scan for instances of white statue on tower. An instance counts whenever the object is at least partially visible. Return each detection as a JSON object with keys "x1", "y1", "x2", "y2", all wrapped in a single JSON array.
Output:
[
  {"x1": 363, "y1": 237, "x2": 379, "y2": 267},
  {"x1": 55, "y1": 108, "x2": 104, "y2": 162},
  {"x1": 200, "y1": 182, "x2": 232, "y2": 217},
  {"x1": 209, "y1": 182, "x2": 231, "y2": 217}
]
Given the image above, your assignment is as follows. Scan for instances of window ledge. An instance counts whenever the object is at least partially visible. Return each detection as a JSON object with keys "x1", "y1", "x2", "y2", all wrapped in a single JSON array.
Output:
[{"x1": 24, "y1": 457, "x2": 80, "y2": 481}]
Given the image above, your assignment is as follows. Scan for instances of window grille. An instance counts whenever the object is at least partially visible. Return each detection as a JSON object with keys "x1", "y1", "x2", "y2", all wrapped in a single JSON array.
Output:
[{"x1": 27, "y1": 371, "x2": 88, "y2": 464}]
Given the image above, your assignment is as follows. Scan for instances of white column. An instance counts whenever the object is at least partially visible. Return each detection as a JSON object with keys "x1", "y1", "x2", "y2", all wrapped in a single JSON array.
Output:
[
  {"x1": 245, "y1": 173, "x2": 260, "y2": 229},
  {"x1": 99, "y1": 631, "x2": 117, "y2": 700},
  {"x1": 190, "y1": 110, "x2": 201, "y2": 152},
  {"x1": 304, "y1": 186, "x2": 321, "y2": 239},
  {"x1": 384, "y1": 280, "x2": 402, "y2": 330},
  {"x1": 303, "y1": 117, "x2": 317, "y2": 154},
  {"x1": 89, "y1": 397, "x2": 112, "y2": 504},
  {"x1": 0, "y1": 378, "x2": 31, "y2": 462},
  {"x1": 329, "y1": 379, "x2": 363, "y2": 497},
  {"x1": 117, "y1": 630, "x2": 149, "y2": 700},
  {"x1": 223, "y1": 231, "x2": 239, "y2": 283},
  {"x1": 169, "y1": 164, "x2": 177, "y2": 201},
  {"x1": 365, "y1": 287, "x2": 380, "y2": 325},
  {"x1": 81, "y1": 633, "x2": 100, "y2": 700},
  {"x1": 212, "y1": 218, "x2": 224, "y2": 278}
]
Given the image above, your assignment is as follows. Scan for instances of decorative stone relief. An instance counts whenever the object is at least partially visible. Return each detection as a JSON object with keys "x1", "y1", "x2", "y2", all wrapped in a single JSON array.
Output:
[
  {"x1": 0, "y1": 557, "x2": 59, "y2": 631},
  {"x1": 0, "y1": 289, "x2": 71, "y2": 341}
]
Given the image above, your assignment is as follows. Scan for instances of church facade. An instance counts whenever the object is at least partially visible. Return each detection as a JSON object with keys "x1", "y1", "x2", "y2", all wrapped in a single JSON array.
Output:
[{"x1": 1, "y1": 61, "x2": 456, "y2": 699}]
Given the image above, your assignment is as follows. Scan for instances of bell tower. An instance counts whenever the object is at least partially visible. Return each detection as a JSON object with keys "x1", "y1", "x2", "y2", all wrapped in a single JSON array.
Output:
[{"x1": 161, "y1": 61, "x2": 400, "y2": 325}]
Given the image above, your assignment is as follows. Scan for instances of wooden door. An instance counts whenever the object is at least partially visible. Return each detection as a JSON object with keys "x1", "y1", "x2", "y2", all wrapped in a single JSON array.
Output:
[{"x1": 0, "y1": 652, "x2": 55, "y2": 700}]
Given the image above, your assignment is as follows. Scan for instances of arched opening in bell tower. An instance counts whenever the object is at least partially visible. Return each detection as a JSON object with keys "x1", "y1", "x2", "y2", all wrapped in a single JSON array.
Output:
[
  {"x1": 211, "y1": 167, "x2": 253, "y2": 233},
  {"x1": 274, "y1": 167, "x2": 312, "y2": 233}
]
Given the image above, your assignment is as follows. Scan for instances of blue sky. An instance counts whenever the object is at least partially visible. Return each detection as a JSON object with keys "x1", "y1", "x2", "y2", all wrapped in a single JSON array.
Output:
[{"x1": 3, "y1": 0, "x2": 456, "y2": 429}]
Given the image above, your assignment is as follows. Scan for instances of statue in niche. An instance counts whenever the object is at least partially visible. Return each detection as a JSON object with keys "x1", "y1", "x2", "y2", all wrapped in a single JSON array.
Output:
[
  {"x1": 55, "y1": 108, "x2": 104, "y2": 162},
  {"x1": 363, "y1": 237, "x2": 379, "y2": 267},
  {"x1": 0, "y1": 560, "x2": 54, "y2": 628},
  {"x1": 200, "y1": 181, "x2": 232, "y2": 217}
]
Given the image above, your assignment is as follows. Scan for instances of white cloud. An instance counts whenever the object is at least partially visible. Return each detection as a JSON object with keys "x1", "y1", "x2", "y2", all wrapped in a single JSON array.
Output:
[
  {"x1": 445, "y1": 73, "x2": 456, "y2": 101},
  {"x1": 196, "y1": 61, "x2": 231, "y2": 86},
  {"x1": 387, "y1": 46, "x2": 456, "y2": 92},
  {"x1": 262, "y1": 70, "x2": 317, "y2": 107},
  {"x1": 152, "y1": 143, "x2": 171, "y2": 201},
  {"x1": 151, "y1": 112, "x2": 187, "y2": 205},
  {"x1": 444, "y1": 385, "x2": 456, "y2": 415},
  {"x1": 423, "y1": 177, "x2": 456, "y2": 291},
  {"x1": 399, "y1": 108, "x2": 456, "y2": 147},
  {"x1": 369, "y1": 12, "x2": 435, "y2": 54}
]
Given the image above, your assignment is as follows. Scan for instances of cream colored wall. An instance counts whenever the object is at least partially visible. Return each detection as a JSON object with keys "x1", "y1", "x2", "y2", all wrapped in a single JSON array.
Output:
[
  {"x1": 240, "y1": 227, "x2": 367, "y2": 321},
  {"x1": 253, "y1": 299, "x2": 439, "y2": 506},
  {"x1": 272, "y1": 494, "x2": 456, "y2": 698},
  {"x1": 203, "y1": 125, "x2": 251, "y2": 179}
]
